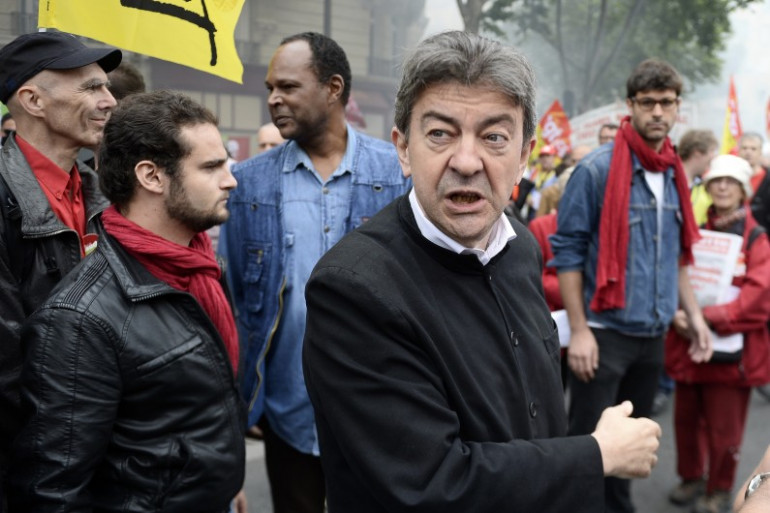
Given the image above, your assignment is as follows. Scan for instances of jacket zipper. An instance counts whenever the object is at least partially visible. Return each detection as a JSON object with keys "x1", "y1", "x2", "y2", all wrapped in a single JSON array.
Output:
[{"x1": 249, "y1": 276, "x2": 286, "y2": 412}]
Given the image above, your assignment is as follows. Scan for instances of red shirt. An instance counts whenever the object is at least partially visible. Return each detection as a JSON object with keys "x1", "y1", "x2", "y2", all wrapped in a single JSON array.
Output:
[
  {"x1": 750, "y1": 167, "x2": 767, "y2": 199},
  {"x1": 16, "y1": 136, "x2": 87, "y2": 256}
]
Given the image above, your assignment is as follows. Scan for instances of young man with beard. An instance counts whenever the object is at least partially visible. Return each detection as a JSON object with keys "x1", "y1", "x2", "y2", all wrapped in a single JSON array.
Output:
[
  {"x1": 8, "y1": 91, "x2": 246, "y2": 513},
  {"x1": 220, "y1": 32, "x2": 409, "y2": 513},
  {"x1": 550, "y1": 59, "x2": 713, "y2": 513},
  {"x1": 301, "y1": 31, "x2": 662, "y2": 513}
]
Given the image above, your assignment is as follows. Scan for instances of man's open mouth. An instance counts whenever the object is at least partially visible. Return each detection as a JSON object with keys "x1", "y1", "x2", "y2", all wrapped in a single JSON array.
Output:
[{"x1": 450, "y1": 193, "x2": 480, "y2": 204}]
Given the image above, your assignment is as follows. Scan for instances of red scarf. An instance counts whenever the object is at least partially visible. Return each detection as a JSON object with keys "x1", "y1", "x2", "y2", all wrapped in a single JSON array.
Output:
[
  {"x1": 101, "y1": 206, "x2": 239, "y2": 371},
  {"x1": 590, "y1": 116, "x2": 700, "y2": 312}
]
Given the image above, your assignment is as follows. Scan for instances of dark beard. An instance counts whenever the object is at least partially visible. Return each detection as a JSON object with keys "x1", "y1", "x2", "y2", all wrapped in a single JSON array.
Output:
[{"x1": 165, "y1": 178, "x2": 228, "y2": 234}]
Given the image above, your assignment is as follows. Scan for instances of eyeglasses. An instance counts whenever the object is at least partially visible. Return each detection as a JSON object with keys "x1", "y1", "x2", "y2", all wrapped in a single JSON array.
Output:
[{"x1": 631, "y1": 97, "x2": 680, "y2": 112}]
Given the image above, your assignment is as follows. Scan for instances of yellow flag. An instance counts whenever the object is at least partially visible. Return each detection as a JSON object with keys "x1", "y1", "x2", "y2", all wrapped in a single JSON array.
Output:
[
  {"x1": 38, "y1": 0, "x2": 245, "y2": 83},
  {"x1": 719, "y1": 76, "x2": 742, "y2": 155}
]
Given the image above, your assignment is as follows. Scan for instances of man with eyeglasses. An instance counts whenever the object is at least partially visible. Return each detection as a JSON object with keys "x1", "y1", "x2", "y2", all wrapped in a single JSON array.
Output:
[{"x1": 550, "y1": 58, "x2": 713, "y2": 513}]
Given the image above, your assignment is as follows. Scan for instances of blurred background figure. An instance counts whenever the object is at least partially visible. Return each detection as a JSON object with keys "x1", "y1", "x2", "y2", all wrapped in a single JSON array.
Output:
[
  {"x1": 665, "y1": 154, "x2": 770, "y2": 513},
  {"x1": 598, "y1": 123, "x2": 619, "y2": 146},
  {"x1": 226, "y1": 139, "x2": 241, "y2": 168},
  {"x1": 536, "y1": 144, "x2": 591, "y2": 217},
  {"x1": 256, "y1": 122, "x2": 284, "y2": 153},
  {"x1": 0, "y1": 113, "x2": 15, "y2": 144},
  {"x1": 737, "y1": 133, "x2": 766, "y2": 196},
  {"x1": 678, "y1": 129, "x2": 719, "y2": 226},
  {"x1": 107, "y1": 61, "x2": 146, "y2": 101}
]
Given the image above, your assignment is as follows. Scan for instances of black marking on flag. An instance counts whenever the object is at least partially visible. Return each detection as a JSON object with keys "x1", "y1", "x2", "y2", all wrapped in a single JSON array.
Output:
[{"x1": 120, "y1": 0, "x2": 218, "y2": 66}]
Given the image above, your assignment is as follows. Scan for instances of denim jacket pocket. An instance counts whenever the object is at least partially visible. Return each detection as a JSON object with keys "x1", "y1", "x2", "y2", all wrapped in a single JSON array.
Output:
[{"x1": 244, "y1": 243, "x2": 271, "y2": 313}]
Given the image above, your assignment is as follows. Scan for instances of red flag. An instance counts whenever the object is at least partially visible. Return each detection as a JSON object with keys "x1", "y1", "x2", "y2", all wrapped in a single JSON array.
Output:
[
  {"x1": 534, "y1": 100, "x2": 571, "y2": 158},
  {"x1": 766, "y1": 96, "x2": 770, "y2": 139},
  {"x1": 720, "y1": 76, "x2": 742, "y2": 155}
]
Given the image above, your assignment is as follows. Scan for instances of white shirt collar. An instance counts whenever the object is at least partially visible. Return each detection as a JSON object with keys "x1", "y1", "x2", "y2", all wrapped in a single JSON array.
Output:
[{"x1": 408, "y1": 189, "x2": 516, "y2": 265}]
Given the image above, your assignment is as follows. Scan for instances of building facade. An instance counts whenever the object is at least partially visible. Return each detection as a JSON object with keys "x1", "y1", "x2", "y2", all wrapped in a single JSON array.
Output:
[{"x1": 0, "y1": 0, "x2": 427, "y2": 157}]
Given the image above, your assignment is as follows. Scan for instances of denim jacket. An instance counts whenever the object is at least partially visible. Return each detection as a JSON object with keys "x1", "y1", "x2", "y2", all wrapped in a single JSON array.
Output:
[
  {"x1": 549, "y1": 143, "x2": 683, "y2": 337},
  {"x1": 220, "y1": 129, "x2": 410, "y2": 428}
]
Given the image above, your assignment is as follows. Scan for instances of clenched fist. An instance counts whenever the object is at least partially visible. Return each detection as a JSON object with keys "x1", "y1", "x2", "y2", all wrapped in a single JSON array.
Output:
[{"x1": 591, "y1": 400, "x2": 661, "y2": 478}]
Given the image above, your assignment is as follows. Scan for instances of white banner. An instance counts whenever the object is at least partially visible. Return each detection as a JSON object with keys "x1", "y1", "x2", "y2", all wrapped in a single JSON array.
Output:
[
  {"x1": 688, "y1": 229, "x2": 744, "y2": 356},
  {"x1": 689, "y1": 229, "x2": 743, "y2": 307},
  {"x1": 570, "y1": 101, "x2": 698, "y2": 149}
]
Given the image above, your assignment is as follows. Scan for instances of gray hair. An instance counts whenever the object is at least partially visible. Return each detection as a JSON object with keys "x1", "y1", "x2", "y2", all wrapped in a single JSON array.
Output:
[
  {"x1": 394, "y1": 31, "x2": 537, "y2": 146},
  {"x1": 739, "y1": 131, "x2": 764, "y2": 145}
]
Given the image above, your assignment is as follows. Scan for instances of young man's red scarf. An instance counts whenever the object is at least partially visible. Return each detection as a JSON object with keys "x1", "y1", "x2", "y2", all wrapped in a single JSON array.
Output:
[
  {"x1": 590, "y1": 116, "x2": 700, "y2": 312},
  {"x1": 101, "y1": 206, "x2": 239, "y2": 370}
]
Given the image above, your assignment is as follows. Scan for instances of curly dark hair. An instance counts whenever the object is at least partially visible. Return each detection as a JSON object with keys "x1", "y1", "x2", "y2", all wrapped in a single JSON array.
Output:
[
  {"x1": 280, "y1": 32, "x2": 351, "y2": 106},
  {"x1": 626, "y1": 58, "x2": 683, "y2": 98},
  {"x1": 98, "y1": 90, "x2": 218, "y2": 209}
]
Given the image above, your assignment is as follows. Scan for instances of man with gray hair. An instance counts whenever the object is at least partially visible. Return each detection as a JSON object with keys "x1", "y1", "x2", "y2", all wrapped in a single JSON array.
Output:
[
  {"x1": 302, "y1": 31, "x2": 661, "y2": 513},
  {"x1": 738, "y1": 132, "x2": 766, "y2": 193}
]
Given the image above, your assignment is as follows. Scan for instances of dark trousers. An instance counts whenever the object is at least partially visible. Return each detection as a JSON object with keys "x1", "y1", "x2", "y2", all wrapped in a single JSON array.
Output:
[
  {"x1": 567, "y1": 328, "x2": 664, "y2": 513},
  {"x1": 262, "y1": 421, "x2": 325, "y2": 513}
]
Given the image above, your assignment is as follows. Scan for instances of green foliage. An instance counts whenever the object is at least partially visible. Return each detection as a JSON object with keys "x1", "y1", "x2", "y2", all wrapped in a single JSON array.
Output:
[
  {"x1": 456, "y1": 0, "x2": 519, "y2": 34},
  {"x1": 465, "y1": 0, "x2": 760, "y2": 114},
  {"x1": 480, "y1": 0, "x2": 518, "y2": 36}
]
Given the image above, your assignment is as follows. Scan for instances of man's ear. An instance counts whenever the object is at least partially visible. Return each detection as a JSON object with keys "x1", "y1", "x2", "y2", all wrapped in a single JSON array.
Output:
[
  {"x1": 516, "y1": 137, "x2": 536, "y2": 184},
  {"x1": 626, "y1": 97, "x2": 634, "y2": 116},
  {"x1": 15, "y1": 85, "x2": 44, "y2": 119},
  {"x1": 391, "y1": 126, "x2": 411, "y2": 178},
  {"x1": 134, "y1": 160, "x2": 165, "y2": 195},
  {"x1": 327, "y1": 74, "x2": 344, "y2": 105}
]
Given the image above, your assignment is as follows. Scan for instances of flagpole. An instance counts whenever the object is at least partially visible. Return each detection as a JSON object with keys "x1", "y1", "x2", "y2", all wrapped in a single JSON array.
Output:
[{"x1": 324, "y1": 0, "x2": 332, "y2": 36}]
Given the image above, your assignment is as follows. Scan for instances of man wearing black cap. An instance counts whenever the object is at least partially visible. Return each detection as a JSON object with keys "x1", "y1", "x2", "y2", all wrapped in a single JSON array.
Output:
[{"x1": 0, "y1": 31, "x2": 121, "y2": 506}]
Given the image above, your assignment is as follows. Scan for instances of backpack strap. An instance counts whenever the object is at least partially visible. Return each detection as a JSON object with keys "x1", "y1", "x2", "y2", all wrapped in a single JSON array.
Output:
[{"x1": 747, "y1": 225, "x2": 766, "y2": 250}]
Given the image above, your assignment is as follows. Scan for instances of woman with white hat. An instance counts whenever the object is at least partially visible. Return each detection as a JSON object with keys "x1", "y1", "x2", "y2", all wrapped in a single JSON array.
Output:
[{"x1": 665, "y1": 154, "x2": 770, "y2": 513}]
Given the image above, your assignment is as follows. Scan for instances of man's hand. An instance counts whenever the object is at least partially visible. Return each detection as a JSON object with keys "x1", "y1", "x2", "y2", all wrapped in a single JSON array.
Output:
[
  {"x1": 591, "y1": 401, "x2": 661, "y2": 478},
  {"x1": 687, "y1": 313, "x2": 713, "y2": 363},
  {"x1": 677, "y1": 269, "x2": 713, "y2": 364},
  {"x1": 568, "y1": 327, "x2": 599, "y2": 382},
  {"x1": 233, "y1": 489, "x2": 248, "y2": 513},
  {"x1": 671, "y1": 309, "x2": 690, "y2": 337}
]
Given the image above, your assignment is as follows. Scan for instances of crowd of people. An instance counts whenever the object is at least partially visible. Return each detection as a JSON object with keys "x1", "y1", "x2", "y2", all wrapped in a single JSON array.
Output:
[{"x1": 0, "y1": 26, "x2": 768, "y2": 513}]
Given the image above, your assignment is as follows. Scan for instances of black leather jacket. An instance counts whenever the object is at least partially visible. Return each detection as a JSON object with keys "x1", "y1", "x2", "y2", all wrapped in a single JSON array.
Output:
[
  {"x1": 8, "y1": 227, "x2": 246, "y2": 513},
  {"x1": 0, "y1": 135, "x2": 108, "y2": 470}
]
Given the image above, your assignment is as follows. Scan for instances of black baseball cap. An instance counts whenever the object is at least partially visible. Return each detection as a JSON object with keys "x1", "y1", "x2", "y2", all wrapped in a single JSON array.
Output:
[{"x1": 0, "y1": 31, "x2": 122, "y2": 104}]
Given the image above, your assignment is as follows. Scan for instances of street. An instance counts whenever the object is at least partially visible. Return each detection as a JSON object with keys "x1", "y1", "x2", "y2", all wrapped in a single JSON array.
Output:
[{"x1": 242, "y1": 389, "x2": 770, "y2": 512}]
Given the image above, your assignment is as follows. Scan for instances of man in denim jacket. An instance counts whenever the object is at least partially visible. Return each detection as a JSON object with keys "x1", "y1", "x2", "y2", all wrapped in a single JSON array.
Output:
[
  {"x1": 219, "y1": 32, "x2": 410, "y2": 513},
  {"x1": 549, "y1": 59, "x2": 712, "y2": 513}
]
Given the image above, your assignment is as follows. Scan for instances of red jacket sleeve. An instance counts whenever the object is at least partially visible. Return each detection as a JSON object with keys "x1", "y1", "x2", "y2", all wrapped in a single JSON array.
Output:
[{"x1": 528, "y1": 214, "x2": 563, "y2": 311}]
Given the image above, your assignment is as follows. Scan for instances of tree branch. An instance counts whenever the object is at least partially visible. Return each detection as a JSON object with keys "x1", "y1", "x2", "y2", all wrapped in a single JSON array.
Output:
[
  {"x1": 587, "y1": 0, "x2": 645, "y2": 101},
  {"x1": 555, "y1": 0, "x2": 570, "y2": 86},
  {"x1": 585, "y1": 0, "x2": 608, "y2": 87}
]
